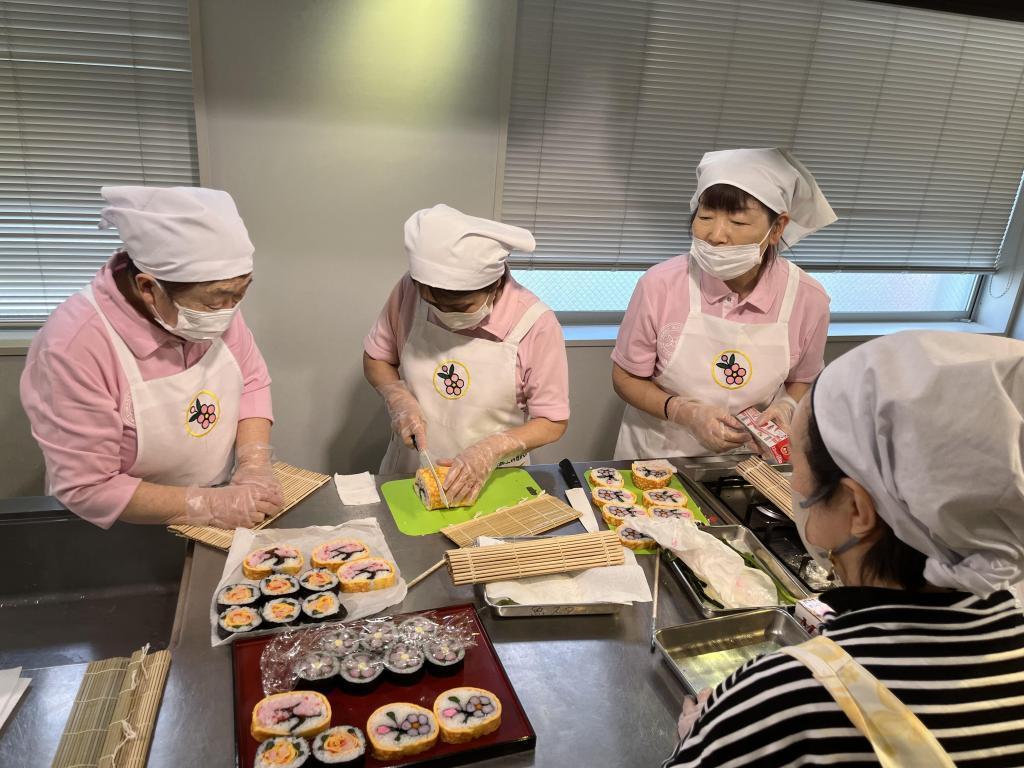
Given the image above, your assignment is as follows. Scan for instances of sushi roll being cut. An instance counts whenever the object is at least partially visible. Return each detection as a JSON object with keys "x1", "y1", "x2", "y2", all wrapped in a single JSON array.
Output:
[
  {"x1": 301, "y1": 592, "x2": 344, "y2": 624},
  {"x1": 433, "y1": 687, "x2": 502, "y2": 744},
  {"x1": 298, "y1": 568, "x2": 339, "y2": 596},
  {"x1": 338, "y1": 652, "x2": 384, "y2": 693},
  {"x1": 217, "y1": 606, "x2": 262, "y2": 639},
  {"x1": 366, "y1": 703, "x2": 438, "y2": 761},
  {"x1": 337, "y1": 558, "x2": 397, "y2": 593},
  {"x1": 631, "y1": 460, "x2": 675, "y2": 490},
  {"x1": 311, "y1": 726, "x2": 366, "y2": 765},
  {"x1": 589, "y1": 467, "x2": 624, "y2": 489},
  {"x1": 260, "y1": 574, "x2": 301, "y2": 601},
  {"x1": 251, "y1": 690, "x2": 332, "y2": 741},
  {"x1": 617, "y1": 526, "x2": 656, "y2": 551},
  {"x1": 311, "y1": 539, "x2": 370, "y2": 570},
  {"x1": 243, "y1": 545, "x2": 304, "y2": 580},
  {"x1": 642, "y1": 488, "x2": 687, "y2": 509},
  {"x1": 254, "y1": 736, "x2": 310, "y2": 768},
  {"x1": 602, "y1": 504, "x2": 649, "y2": 529},
  {"x1": 383, "y1": 643, "x2": 425, "y2": 684},
  {"x1": 414, "y1": 466, "x2": 452, "y2": 510},
  {"x1": 591, "y1": 487, "x2": 636, "y2": 508},
  {"x1": 294, "y1": 652, "x2": 339, "y2": 692},
  {"x1": 216, "y1": 582, "x2": 260, "y2": 612},
  {"x1": 262, "y1": 598, "x2": 301, "y2": 628}
]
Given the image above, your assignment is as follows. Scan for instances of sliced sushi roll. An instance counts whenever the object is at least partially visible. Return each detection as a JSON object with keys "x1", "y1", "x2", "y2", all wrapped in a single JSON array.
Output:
[
  {"x1": 254, "y1": 736, "x2": 310, "y2": 768},
  {"x1": 424, "y1": 635, "x2": 465, "y2": 676},
  {"x1": 338, "y1": 652, "x2": 384, "y2": 693},
  {"x1": 649, "y1": 505, "x2": 695, "y2": 523},
  {"x1": 301, "y1": 592, "x2": 344, "y2": 624},
  {"x1": 398, "y1": 616, "x2": 438, "y2": 643},
  {"x1": 337, "y1": 558, "x2": 397, "y2": 593},
  {"x1": 589, "y1": 467, "x2": 624, "y2": 489},
  {"x1": 631, "y1": 460, "x2": 675, "y2": 490},
  {"x1": 642, "y1": 488, "x2": 687, "y2": 509},
  {"x1": 433, "y1": 687, "x2": 502, "y2": 744},
  {"x1": 311, "y1": 725, "x2": 366, "y2": 765},
  {"x1": 243, "y1": 545, "x2": 304, "y2": 580},
  {"x1": 359, "y1": 621, "x2": 398, "y2": 653},
  {"x1": 311, "y1": 539, "x2": 370, "y2": 570},
  {"x1": 298, "y1": 568, "x2": 340, "y2": 596},
  {"x1": 591, "y1": 487, "x2": 636, "y2": 508},
  {"x1": 366, "y1": 703, "x2": 437, "y2": 761},
  {"x1": 251, "y1": 690, "x2": 331, "y2": 741},
  {"x1": 262, "y1": 598, "x2": 302, "y2": 628},
  {"x1": 617, "y1": 526, "x2": 656, "y2": 551},
  {"x1": 216, "y1": 582, "x2": 260, "y2": 612},
  {"x1": 602, "y1": 504, "x2": 649, "y2": 528},
  {"x1": 260, "y1": 574, "x2": 301, "y2": 601},
  {"x1": 294, "y1": 652, "x2": 339, "y2": 692},
  {"x1": 318, "y1": 628, "x2": 361, "y2": 658},
  {"x1": 383, "y1": 643, "x2": 425, "y2": 685},
  {"x1": 217, "y1": 605, "x2": 262, "y2": 639},
  {"x1": 414, "y1": 466, "x2": 450, "y2": 510}
]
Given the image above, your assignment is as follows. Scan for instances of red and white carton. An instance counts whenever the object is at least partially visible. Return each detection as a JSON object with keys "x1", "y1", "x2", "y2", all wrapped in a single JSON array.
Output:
[
  {"x1": 736, "y1": 406, "x2": 791, "y2": 464},
  {"x1": 795, "y1": 598, "x2": 834, "y2": 637}
]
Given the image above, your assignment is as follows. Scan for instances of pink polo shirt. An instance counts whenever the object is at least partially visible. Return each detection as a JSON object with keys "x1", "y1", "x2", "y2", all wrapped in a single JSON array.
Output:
[
  {"x1": 20, "y1": 254, "x2": 274, "y2": 528},
  {"x1": 613, "y1": 255, "x2": 830, "y2": 382},
  {"x1": 364, "y1": 272, "x2": 570, "y2": 422}
]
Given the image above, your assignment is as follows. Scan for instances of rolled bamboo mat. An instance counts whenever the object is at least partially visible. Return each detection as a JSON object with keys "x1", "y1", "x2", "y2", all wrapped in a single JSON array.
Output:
[
  {"x1": 440, "y1": 493, "x2": 582, "y2": 548},
  {"x1": 445, "y1": 530, "x2": 623, "y2": 586},
  {"x1": 51, "y1": 645, "x2": 171, "y2": 768},
  {"x1": 168, "y1": 462, "x2": 331, "y2": 550},
  {"x1": 736, "y1": 456, "x2": 794, "y2": 519}
]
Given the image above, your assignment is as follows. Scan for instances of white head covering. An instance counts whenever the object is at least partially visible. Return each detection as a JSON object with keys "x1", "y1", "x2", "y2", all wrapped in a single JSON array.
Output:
[
  {"x1": 690, "y1": 148, "x2": 837, "y2": 246},
  {"x1": 405, "y1": 204, "x2": 535, "y2": 290},
  {"x1": 99, "y1": 186, "x2": 255, "y2": 282},
  {"x1": 813, "y1": 330, "x2": 1024, "y2": 596}
]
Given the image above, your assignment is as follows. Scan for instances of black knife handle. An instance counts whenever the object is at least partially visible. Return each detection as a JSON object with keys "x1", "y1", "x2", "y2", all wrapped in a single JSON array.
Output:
[{"x1": 558, "y1": 458, "x2": 583, "y2": 489}]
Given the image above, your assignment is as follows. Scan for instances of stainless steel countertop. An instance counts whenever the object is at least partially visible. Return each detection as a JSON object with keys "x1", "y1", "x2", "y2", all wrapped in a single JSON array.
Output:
[{"x1": 4, "y1": 465, "x2": 704, "y2": 768}]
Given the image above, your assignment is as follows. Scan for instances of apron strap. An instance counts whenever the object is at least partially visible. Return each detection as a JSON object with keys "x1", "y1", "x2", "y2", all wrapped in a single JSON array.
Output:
[
  {"x1": 687, "y1": 258, "x2": 704, "y2": 319},
  {"x1": 779, "y1": 636, "x2": 956, "y2": 768},
  {"x1": 775, "y1": 259, "x2": 801, "y2": 324},
  {"x1": 505, "y1": 301, "x2": 551, "y2": 345},
  {"x1": 81, "y1": 285, "x2": 145, "y2": 388}
]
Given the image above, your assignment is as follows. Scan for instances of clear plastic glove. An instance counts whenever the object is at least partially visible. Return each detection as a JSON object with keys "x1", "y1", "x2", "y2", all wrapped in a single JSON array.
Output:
[
  {"x1": 176, "y1": 485, "x2": 278, "y2": 529},
  {"x1": 677, "y1": 687, "x2": 713, "y2": 741},
  {"x1": 375, "y1": 381, "x2": 427, "y2": 450},
  {"x1": 667, "y1": 397, "x2": 751, "y2": 454},
  {"x1": 756, "y1": 394, "x2": 797, "y2": 433},
  {"x1": 229, "y1": 443, "x2": 284, "y2": 508},
  {"x1": 440, "y1": 432, "x2": 527, "y2": 506}
]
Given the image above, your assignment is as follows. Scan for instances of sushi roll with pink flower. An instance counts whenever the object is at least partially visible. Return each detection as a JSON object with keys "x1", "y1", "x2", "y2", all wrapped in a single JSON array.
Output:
[
  {"x1": 366, "y1": 703, "x2": 437, "y2": 760},
  {"x1": 433, "y1": 687, "x2": 502, "y2": 744}
]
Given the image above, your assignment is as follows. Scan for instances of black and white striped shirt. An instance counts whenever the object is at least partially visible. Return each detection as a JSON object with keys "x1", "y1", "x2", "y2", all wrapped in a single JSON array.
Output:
[{"x1": 667, "y1": 587, "x2": 1024, "y2": 768}]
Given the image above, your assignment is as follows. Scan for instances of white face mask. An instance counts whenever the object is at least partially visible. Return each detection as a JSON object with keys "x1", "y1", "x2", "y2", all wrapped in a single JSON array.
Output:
[
  {"x1": 432, "y1": 295, "x2": 493, "y2": 331},
  {"x1": 152, "y1": 285, "x2": 239, "y2": 342},
  {"x1": 792, "y1": 488, "x2": 859, "y2": 577},
  {"x1": 690, "y1": 226, "x2": 773, "y2": 281}
]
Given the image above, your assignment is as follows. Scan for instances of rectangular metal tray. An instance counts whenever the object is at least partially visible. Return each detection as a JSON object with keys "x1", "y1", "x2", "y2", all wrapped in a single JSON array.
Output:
[
  {"x1": 655, "y1": 608, "x2": 808, "y2": 695},
  {"x1": 664, "y1": 524, "x2": 812, "y2": 618}
]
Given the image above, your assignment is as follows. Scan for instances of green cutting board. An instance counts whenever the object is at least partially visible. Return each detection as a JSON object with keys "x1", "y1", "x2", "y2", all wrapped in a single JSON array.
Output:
[{"x1": 380, "y1": 468, "x2": 542, "y2": 536}]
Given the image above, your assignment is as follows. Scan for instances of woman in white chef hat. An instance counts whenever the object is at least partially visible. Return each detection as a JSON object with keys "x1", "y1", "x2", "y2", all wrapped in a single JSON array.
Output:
[
  {"x1": 21, "y1": 186, "x2": 282, "y2": 529},
  {"x1": 364, "y1": 204, "x2": 570, "y2": 505},
  {"x1": 613, "y1": 148, "x2": 836, "y2": 459},
  {"x1": 667, "y1": 331, "x2": 1024, "y2": 767}
]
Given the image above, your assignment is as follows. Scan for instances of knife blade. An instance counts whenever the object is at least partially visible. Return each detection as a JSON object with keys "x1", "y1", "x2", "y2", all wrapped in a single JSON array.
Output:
[
  {"x1": 558, "y1": 458, "x2": 598, "y2": 533},
  {"x1": 413, "y1": 435, "x2": 450, "y2": 509}
]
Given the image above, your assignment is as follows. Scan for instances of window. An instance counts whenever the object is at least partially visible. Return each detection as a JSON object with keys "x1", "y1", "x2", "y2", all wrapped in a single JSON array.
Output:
[
  {"x1": 1, "y1": 0, "x2": 199, "y2": 326},
  {"x1": 501, "y1": 0, "x2": 1024, "y2": 322}
]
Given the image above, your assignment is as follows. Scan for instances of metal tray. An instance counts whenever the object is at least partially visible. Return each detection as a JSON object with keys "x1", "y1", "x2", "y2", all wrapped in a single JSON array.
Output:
[
  {"x1": 655, "y1": 608, "x2": 808, "y2": 695},
  {"x1": 664, "y1": 524, "x2": 812, "y2": 618}
]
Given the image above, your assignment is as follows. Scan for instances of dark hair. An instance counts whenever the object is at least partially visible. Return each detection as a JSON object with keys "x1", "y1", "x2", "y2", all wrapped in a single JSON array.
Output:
[
  {"x1": 413, "y1": 273, "x2": 505, "y2": 303},
  {"x1": 689, "y1": 183, "x2": 781, "y2": 277},
  {"x1": 121, "y1": 252, "x2": 202, "y2": 300},
  {"x1": 805, "y1": 384, "x2": 927, "y2": 590}
]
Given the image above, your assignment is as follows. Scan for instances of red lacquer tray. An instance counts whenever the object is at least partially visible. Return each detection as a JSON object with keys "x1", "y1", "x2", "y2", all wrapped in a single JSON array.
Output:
[{"x1": 232, "y1": 604, "x2": 536, "y2": 767}]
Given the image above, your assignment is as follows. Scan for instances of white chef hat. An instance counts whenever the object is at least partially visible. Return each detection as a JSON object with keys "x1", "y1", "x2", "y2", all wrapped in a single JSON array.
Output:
[
  {"x1": 813, "y1": 330, "x2": 1024, "y2": 596},
  {"x1": 690, "y1": 148, "x2": 837, "y2": 246},
  {"x1": 405, "y1": 204, "x2": 536, "y2": 291},
  {"x1": 99, "y1": 186, "x2": 254, "y2": 282}
]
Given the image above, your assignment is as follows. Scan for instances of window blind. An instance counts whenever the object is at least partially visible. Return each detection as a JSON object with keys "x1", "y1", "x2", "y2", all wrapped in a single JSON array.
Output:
[
  {"x1": 0, "y1": 0, "x2": 198, "y2": 325},
  {"x1": 502, "y1": 0, "x2": 1024, "y2": 273}
]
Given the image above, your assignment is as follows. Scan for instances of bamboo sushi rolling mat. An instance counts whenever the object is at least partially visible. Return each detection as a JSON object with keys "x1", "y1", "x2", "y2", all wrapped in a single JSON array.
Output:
[
  {"x1": 735, "y1": 456, "x2": 794, "y2": 519},
  {"x1": 168, "y1": 462, "x2": 331, "y2": 550},
  {"x1": 445, "y1": 530, "x2": 623, "y2": 586},
  {"x1": 51, "y1": 645, "x2": 171, "y2": 768},
  {"x1": 440, "y1": 493, "x2": 582, "y2": 547}
]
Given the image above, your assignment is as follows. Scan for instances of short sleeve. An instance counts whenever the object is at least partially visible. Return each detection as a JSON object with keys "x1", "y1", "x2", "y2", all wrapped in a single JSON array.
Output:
[
  {"x1": 517, "y1": 310, "x2": 570, "y2": 422},
  {"x1": 611, "y1": 274, "x2": 660, "y2": 378}
]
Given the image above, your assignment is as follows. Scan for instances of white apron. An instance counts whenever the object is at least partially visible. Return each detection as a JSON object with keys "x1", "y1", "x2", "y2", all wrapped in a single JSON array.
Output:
[
  {"x1": 83, "y1": 286, "x2": 242, "y2": 486},
  {"x1": 615, "y1": 258, "x2": 800, "y2": 459},
  {"x1": 379, "y1": 299, "x2": 550, "y2": 474}
]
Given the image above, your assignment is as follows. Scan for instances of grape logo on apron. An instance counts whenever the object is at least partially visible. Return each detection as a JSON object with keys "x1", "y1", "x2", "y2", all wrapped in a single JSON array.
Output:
[
  {"x1": 433, "y1": 361, "x2": 470, "y2": 400},
  {"x1": 712, "y1": 350, "x2": 752, "y2": 389},
  {"x1": 185, "y1": 389, "x2": 221, "y2": 437}
]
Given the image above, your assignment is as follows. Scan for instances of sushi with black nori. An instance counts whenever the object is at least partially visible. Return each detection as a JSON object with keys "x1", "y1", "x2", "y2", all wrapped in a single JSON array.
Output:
[
  {"x1": 254, "y1": 736, "x2": 310, "y2": 768},
  {"x1": 318, "y1": 628, "x2": 361, "y2": 658},
  {"x1": 260, "y1": 574, "x2": 301, "y2": 601},
  {"x1": 262, "y1": 597, "x2": 301, "y2": 627},
  {"x1": 216, "y1": 582, "x2": 260, "y2": 611},
  {"x1": 311, "y1": 725, "x2": 366, "y2": 765},
  {"x1": 383, "y1": 642, "x2": 425, "y2": 685},
  {"x1": 337, "y1": 652, "x2": 384, "y2": 693},
  {"x1": 358, "y1": 621, "x2": 397, "y2": 653},
  {"x1": 298, "y1": 568, "x2": 339, "y2": 596},
  {"x1": 301, "y1": 592, "x2": 344, "y2": 624},
  {"x1": 217, "y1": 605, "x2": 262, "y2": 639},
  {"x1": 294, "y1": 652, "x2": 340, "y2": 692},
  {"x1": 424, "y1": 635, "x2": 466, "y2": 675},
  {"x1": 398, "y1": 616, "x2": 438, "y2": 643}
]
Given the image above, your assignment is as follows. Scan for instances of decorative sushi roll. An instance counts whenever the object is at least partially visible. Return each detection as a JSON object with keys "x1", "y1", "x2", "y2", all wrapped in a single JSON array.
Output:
[
  {"x1": 642, "y1": 488, "x2": 687, "y2": 509},
  {"x1": 433, "y1": 687, "x2": 502, "y2": 744},
  {"x1": 589, "y1": 467, "x2": 624, "y2": 489},
  {"x1": 260, "y1": 574, "x2": 301, "y2": 601},
  {"x1": 414, "y1": 466, "x2": 452, "y2": 510},
  {"x1": 338, "y1": 652, "x2": 384, "y2": 692},
  {"x1": 591, "y1": 487, "x2": 637, "y2": 508},
  {"x1": 359, "y1": 621, "x2": 398, "y2": 653},
  {"x1": 649, "y1": 505, "x2": 695, "y2": 523},
  {"x1": 631, "y1": 460, "x2": 675, "y2": 490},
  {"x1": 217, "y1": 605, "x2": 262, "y2": 638},
  {"x1": 366, "y1": 703, "x2": 438, "y2": 761},
  {"x1": 251, "y1": 691, "x2": 331, "y2": 741},
  {"x1": 602, "y1": 504, "x2": 649, "y2": 528},
  {"x1": 311, "y1": 539, "x2": 370, "y2": 571},
  {"x1": 216, "y1": 582, "x2": 260, "y2": 611},
  {"x1": 383, "y1": 643, "x2": 425, "y2": 684},
  {"x1": 424, "y1": 635, "x2": 465, "y2": 675},
  {"x1": 294, "y1": 652, "x2": 340, "y2": 692},
  {"x1": 311, "y1": 725, "x2": 366, "y2": 765},
  {"x1": 318, "y1": 628, "x2": 361, "y2": 658},
  {"x1": 243, "y1": 545, "x2": 304, "y2": 580},
  {"x1": 337, "y1": 558, "x2": 397, "y2": 593},
  {"x1": 398, "y1": 616, "x2": 438, "y2": 643},
  {"x1": 301, "y1": 592, "x2": 344, "y2": 624},
  {"x1": 262, "y1": 598, "x2": 302, "y2": 627},
  {"x1": 298, "y1": 568, "x2": 340, "y2": 596},
  {"x1": 617, "y1": 526, "x2": 656, "y2": 551},
  {"x1": 254, "y1": 736, "x2": 310, "y2": 768}
]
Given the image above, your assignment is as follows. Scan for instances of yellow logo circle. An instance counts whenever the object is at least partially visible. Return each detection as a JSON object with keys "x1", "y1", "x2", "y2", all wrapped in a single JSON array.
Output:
[
  {"x1": 712, "y1": 350, "x2": 752, "y2": 390},
  {"x1": 433, "y1": 361, "x2": 470, "y2": 400},
  {"x1": 185, "y1": 389, "x2": 222, "y2": 437}
]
